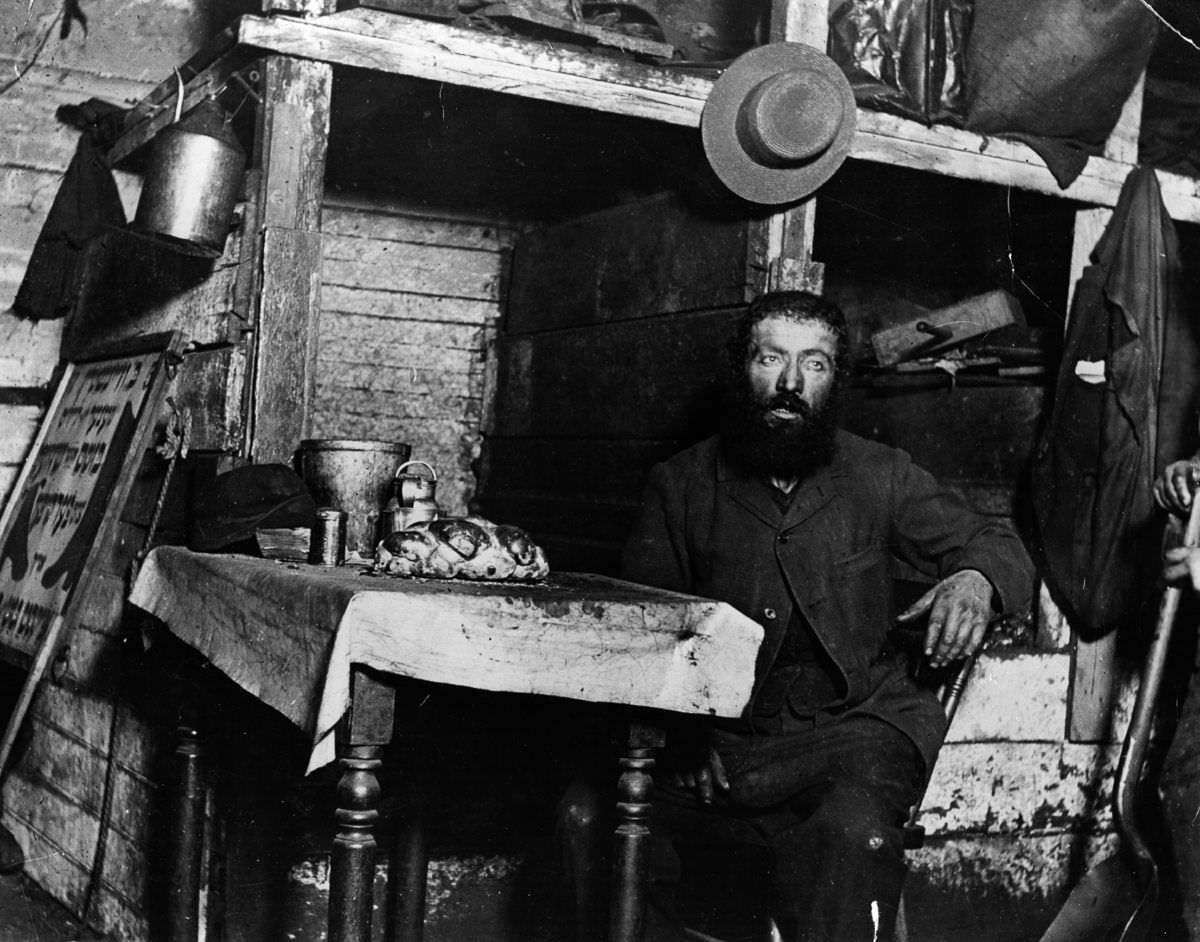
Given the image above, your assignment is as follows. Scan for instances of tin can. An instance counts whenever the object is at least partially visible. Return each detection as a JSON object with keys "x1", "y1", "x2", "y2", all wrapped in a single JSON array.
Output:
[{"x1": 309, "y1": 507, "x2": 347, "y2": 566}]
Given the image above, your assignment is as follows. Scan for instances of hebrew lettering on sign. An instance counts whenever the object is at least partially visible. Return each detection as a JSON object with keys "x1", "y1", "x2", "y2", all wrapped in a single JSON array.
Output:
[
  {"x1": 0, "y1": 333, "x2": 180, "y2": 775},
  {"x1": 0, "y1": 356, "x2": 158, "y2": 662}
]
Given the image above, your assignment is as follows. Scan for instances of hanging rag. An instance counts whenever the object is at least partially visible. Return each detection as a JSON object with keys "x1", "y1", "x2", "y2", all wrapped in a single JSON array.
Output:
[
  {"x1": 12, "y1": 100, "x2": 127, "y2": 321},
  {"x1": 963, "y1": 0, "x2": 1158, "y2": 188},
  {"x1": 1031, "y1": 166, "x2": 1194, "y2": 637}
]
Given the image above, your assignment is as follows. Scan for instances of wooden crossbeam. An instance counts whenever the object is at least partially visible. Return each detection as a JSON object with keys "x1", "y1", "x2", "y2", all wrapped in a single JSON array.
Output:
[
  {"x1": 105, "y1": 9, "x2": 1200, "y2": 223},
  {"x1": 853, "y1": 108, "x2": 1200, "y2": 223},
  {"x1": 240, "y1": 8, "x2": 712, "y2": 123},
  {"x1": 108, "y1": 47, "x2": 251, "y2": 166}
]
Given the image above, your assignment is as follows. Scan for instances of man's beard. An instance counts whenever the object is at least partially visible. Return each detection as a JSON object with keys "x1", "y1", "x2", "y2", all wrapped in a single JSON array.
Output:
[{"x1": 719, "y1": 381, "x2": 840, "y2": 481}]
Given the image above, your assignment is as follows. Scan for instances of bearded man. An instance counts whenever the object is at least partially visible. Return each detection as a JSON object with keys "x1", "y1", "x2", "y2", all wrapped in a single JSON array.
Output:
[{"x1": 618, "y1": 290, "x2": 1034, "y2": 941}]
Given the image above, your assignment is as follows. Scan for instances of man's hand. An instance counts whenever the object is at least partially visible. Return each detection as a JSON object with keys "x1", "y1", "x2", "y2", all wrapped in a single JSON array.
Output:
[
  {"x1": 668, "y1": 744, "x2": 729, "y2": 804},
  {"x1": 1155, "y1": 458, "x2": 1200, "y2": 516},
  {"x1": 1165, "y1": 546, "x2": 1200, "y2": 593},
  {"x1": 897, "y1": 568, "x2": 994, "y2": 668}
]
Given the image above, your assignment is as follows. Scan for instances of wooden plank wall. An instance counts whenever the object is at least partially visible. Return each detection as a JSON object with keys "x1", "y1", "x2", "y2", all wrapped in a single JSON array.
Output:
[
  {"x1": 1, "y1": 0, "x2": 217, "y2": 501},
  {"x1": 0, "y1": 65, "x2": 168, "y2": 941},
  {"x1": 0, "y1": 65, "x2": 149, "y2": 508},
  {"x1": 3, "y1": 69, "x2": 518, "y2": 938},
  {"x1": 481, "y1": 191, "x2": 1046, "y2": 578},
  {"x1": 1, "y1": 195, "x2": 518, "y2": 941},
  {"x1": 3, "y1": 532, "x2": 174, "y2": 941},
  {"x1": 313, "y1": 195, "x2": 520, "y2": 515},
  {"x1": 0, "y1": 16, "x2": 235, "y2": 938},
  {"x1": 1, "y1": 241, "x2": 246, "y2": 942},
  {"x1": 480, "y1": 192, "x2": 752, "y2": 574}
]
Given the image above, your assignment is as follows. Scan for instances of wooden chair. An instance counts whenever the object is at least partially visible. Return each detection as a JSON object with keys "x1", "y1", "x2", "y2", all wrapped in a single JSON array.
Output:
[
  {"x1": 557, "y1": 638, "x2": 982, "y2": 942},
  {"x1": 893, "y1": 648, "x2": 979, "y2": 942}
]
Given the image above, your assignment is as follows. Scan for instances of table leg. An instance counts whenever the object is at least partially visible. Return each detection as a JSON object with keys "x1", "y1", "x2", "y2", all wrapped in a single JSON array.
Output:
[
  {"x1": 329, "y1": 668, "x2": 397, "y2": 942},
  {"x1": 386, "y1": 686, "x2": 434, "y2": 942},
  {"x1": 388, "y1": 790, "x2": 427, "y2": 942},
  {"x1": 607, "y1": 723, "x2": 665, "y2": 942},
  {"x1": 329, "y1": 744, "x2": 384, "y2": 942},
  {"x1": 169, "y1": 711, "x2": 204, "y2": 942}
]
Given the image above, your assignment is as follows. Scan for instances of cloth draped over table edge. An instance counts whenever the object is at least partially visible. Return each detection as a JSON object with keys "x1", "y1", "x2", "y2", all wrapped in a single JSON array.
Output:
[{"x1": 126, "y1": 547, "x2": 764, "y2": 775}]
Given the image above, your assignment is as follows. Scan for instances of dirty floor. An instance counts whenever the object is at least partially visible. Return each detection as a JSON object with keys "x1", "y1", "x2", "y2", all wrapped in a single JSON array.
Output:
[{"x1": 0, "y1": 863, "x2": 1073, "y2": 942}]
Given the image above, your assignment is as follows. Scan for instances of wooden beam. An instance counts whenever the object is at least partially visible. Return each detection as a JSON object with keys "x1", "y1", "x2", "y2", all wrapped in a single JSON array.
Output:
[
  {"x1": 750, "y1": 0, "x2": 829, "y2": 296},
  {"x1": 244, "y1": 55, "x2": 332, "y2": 464},
  {"x1": 109, "y1": 12, "x2": 1200, "y2": 222},
  {"x1": 250, "y1": 227, "x2": 322, "y2": 464},
  {"x1": 226, "y1": 10, "x2": 1200, "y2": 223},
  {"x1": 238, "y1": 9, "x2": 712, "y2": 125},
  {"x1": 1105, "y1": 73, "x2": 1146, "y2": 166},
  {"x1": 770, "y1": 0, "x2": 828, "y2": 47},
  {"x1": 107, "y1": 49, "x2": 248, "y2": 167},
  {"x1": 121, "y1": 25, "x2": 240, "y2": 130},
  {"x1": 853, "y1": 109, "x2": 1200, "y2": 223},
  {"x1": 1064, "y1": 75, "x2": 1148, "y2": 743},
  {"x1": 253, "y1": 58, "x2": 330, "y2": 232}
]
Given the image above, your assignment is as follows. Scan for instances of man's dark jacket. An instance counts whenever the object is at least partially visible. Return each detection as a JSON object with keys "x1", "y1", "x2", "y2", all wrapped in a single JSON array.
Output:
[{"x1": 621, "y1": 431, "x2": 1035, "y2": 770}]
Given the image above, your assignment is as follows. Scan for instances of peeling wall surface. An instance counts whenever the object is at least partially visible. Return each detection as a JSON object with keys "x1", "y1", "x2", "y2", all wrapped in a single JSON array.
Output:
[{"x1": 910, "y1": 651, "x2": 1137, "y2": 914}]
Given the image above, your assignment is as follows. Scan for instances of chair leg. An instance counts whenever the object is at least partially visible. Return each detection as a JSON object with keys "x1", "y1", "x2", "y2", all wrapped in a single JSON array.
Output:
[
  {"x1": 558, "y1": 778, "x2": 607, "y2": 942},
  {"x1": 894, "y1": 892, "x2": 910, "y2": 942}
]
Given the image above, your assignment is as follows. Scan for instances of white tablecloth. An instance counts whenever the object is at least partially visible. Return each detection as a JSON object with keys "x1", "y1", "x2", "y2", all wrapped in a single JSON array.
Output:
[{"x1": 128, "y1": 546, "x2": 763, "y2": 772}]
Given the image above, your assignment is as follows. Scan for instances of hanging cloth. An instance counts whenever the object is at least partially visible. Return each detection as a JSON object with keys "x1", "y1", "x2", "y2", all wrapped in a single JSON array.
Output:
[
  {"x1": 12, "y1": 101, "x2": 126, "y2": 321},
  {"x1": 1031, "y1": 166, "x2": 1189, "y2": 637}
]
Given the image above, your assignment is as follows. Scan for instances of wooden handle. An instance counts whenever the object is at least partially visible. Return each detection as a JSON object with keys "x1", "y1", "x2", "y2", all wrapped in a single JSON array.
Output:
[{"x1": 1114, "y1": 496, "x2": 1200, "y2": 879}]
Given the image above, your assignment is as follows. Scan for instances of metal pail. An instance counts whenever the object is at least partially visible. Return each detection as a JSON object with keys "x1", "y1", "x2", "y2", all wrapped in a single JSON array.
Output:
[
  {"x1": 132, "y1": 99, "x2": 246, "y2": 258},
  {"x1": 297, "y1": 439, "x2": 412, "y2": 559}
]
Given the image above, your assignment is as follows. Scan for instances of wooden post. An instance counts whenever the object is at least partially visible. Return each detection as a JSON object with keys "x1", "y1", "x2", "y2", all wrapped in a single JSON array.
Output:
[
  {"x1": 1065, "y1": 75, "x2": 1146, "y2": 743},
  {"x1": 244, "y1": 53, "x2": 333, "y2": 464},
  {"x1": 748, "y1": 0, "x2": 830, "y2": 297}
]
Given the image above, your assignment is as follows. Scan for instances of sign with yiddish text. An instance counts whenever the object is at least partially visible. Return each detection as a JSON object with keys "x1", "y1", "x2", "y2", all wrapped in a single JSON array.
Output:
[{"x1": 0, "y1": 345, "x2": 170, "y2": 665}]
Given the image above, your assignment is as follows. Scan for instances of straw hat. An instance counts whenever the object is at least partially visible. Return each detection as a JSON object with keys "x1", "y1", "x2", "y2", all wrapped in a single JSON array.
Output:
[{"x1": 701, "y1": 42, "x2": 856, "y2": 205}]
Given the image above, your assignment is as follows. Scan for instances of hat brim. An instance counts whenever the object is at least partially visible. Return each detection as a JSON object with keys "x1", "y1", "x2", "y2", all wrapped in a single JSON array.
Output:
[
  {"x1": 701, "y1": 43, "x2": 856, "y2": 205},
  {"x1": 190, "y1": 491, "x2": 318, "y2": 552}
]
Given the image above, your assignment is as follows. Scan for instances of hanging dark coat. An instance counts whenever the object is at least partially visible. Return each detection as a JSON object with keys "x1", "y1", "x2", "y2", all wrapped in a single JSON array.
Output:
[
  {"x1": 1032, "y1": 166, "x2": 1192, "y2": 637},
  {"x1": 12, "y1": 104, "x2": 126, "y2": 321}
]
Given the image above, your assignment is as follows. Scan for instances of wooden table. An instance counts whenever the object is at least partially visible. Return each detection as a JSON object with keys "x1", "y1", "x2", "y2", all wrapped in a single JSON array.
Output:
[{"x1": 128, "y1": 546, "x2": 761, "y2": 942}]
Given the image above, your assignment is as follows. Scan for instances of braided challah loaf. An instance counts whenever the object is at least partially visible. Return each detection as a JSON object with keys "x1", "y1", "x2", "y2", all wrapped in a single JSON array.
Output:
[{"x1": 373, "y1": 516, "x2": 549, "y2": 581}]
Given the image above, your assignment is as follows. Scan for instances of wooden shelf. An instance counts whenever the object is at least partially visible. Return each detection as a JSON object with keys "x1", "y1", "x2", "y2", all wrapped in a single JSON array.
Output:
[
  {"x1": 109, "y1": 8, "x2": 1200, "y2": 223},
  {"x1": 855, "y1": 109, "x2": 1200, "y2": 225}
]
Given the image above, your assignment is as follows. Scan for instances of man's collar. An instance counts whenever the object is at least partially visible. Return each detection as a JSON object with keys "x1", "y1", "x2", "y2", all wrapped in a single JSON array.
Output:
[{"x1": 714, "y1": 436, "x2": 846, "y2": 530}]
